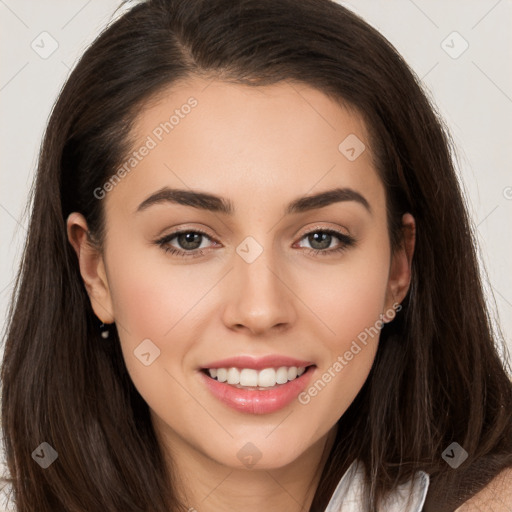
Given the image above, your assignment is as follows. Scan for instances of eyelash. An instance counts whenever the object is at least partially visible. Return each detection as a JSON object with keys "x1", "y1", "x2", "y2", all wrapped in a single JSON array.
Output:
[{"x1": 155, "y1": 226, "x2": 356, "y2": 259}]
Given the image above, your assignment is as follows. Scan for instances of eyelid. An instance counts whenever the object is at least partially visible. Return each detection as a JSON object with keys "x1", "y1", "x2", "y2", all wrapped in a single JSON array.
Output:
[
  {"x1": 155, "y1": 223, "x2": 350, "y2": 244},
  {"x1": 155, "y1": 223, "x2": 219, "y2": 240},
  {"x1": 296, "y1": 222, "x2": 351, "y2": 238}
]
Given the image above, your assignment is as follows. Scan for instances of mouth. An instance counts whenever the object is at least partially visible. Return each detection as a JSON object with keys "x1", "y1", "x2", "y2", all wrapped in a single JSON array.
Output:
[
  {"x1": 200, "y1": 365, "x2": 315, "y2": 390},
  {"x1": 198, "y1": 364, "x2": 317, "y2": 414}
]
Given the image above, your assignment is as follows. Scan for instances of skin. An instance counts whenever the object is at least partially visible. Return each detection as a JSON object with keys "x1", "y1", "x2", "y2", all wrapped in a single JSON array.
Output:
[
  {"x1": 454, "y1": 467, "x2": 512, "y2": 511},
  {"x1": 67, "y1": 78, "x2": 416, "y2": 512}
]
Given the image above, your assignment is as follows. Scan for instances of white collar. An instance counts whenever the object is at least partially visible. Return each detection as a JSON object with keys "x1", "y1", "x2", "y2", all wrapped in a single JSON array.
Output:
[{"x1": 325, "y1": 459, "x2": 430, "y2": 512}]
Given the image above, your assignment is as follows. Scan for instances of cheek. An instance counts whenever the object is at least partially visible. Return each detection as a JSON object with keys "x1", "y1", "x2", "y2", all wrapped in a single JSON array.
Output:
[
  {"x1": 105, "y1": 242, "x2": 208, "y2": 338},
  {"x1": 104, "y1": 241, "x2": 220, "y2": 391},
  {"x1": 305, "y1": 247, "x2": 391, "y2": 345},
  {"x1": 103, "y1": 244, "x2": 201, "y2": 413},
  {"x1": 295, "y1": 241, "x2": 390, "y2": 418}
]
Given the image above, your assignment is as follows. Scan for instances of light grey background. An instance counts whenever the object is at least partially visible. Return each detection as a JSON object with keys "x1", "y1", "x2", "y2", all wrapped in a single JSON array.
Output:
[{"x1": 1, "y1": 0, "x2": 511, "y2": 497}]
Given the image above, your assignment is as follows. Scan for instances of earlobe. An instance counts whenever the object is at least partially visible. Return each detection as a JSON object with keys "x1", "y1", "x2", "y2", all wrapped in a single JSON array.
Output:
[
  {"x1": 66, "y1": 212, "x2": 115, "y2": 324},
  {"x1": 384, "y1": 213, "x2": 416, "y2": 314}
]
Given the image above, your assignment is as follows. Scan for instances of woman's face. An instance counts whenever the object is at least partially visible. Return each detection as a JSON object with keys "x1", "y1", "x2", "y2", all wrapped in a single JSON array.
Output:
[{"x1": 68, "y1": 78, "x2": 413, "y2": 471}]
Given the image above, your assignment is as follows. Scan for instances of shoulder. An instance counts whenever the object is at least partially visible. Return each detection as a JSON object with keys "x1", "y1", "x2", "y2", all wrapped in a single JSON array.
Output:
[{"x1": 454, "y1": 467, "x2": 512, "y2": 511}]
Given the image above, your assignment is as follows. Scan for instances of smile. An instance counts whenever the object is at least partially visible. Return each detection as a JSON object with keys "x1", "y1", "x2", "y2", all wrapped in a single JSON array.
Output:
[
  {"x1": 204, "y1": 366, "x2": 307, "y2": 389},
  {"x1": 199, "y1": 365, "x2": 316, "y2": 414}
]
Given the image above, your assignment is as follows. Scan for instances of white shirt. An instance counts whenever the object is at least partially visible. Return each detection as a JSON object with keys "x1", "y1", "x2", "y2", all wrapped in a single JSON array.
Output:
[{"x1": 325, "y1": 459, "x2": 430, "y2": 512}]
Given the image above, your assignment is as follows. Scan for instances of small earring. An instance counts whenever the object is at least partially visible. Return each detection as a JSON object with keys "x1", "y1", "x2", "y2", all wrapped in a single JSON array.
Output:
[{"x1": 99, "y1": 322, "x2": 111, "y2": 339}]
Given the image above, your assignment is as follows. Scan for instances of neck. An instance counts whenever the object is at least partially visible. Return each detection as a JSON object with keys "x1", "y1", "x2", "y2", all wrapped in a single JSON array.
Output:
[{"x1": 154, "y1": 418, "x2": 338, "y2": 512}]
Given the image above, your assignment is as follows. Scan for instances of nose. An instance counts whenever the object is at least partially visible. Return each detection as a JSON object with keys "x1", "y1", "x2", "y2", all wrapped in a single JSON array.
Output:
[{"x1": 221, "y1": 242, "x2": 297, "y2": 336}]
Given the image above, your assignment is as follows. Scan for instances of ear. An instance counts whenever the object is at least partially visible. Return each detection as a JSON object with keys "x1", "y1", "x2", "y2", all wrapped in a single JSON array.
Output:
[
  {"x1": 383, "y1": 213, "x2": 416, "y2": 318},
  {"x1": 66, "y1": 212, "x2": 115, "y2": 324}
]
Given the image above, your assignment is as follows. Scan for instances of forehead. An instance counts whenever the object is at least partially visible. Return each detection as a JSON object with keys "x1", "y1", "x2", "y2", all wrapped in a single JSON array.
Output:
[{"x1": 105, "y1": 78, "x2": 384, "y2": 217}]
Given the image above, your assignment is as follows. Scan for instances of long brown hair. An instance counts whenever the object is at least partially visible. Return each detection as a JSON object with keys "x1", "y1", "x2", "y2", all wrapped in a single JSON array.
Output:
[{"x1": 2, "y1": 0, "x2": 511, "y2": 510}]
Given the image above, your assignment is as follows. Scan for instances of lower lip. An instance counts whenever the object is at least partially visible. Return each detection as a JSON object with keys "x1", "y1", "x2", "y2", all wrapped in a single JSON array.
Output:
[{"x1": 199, "y1": 367, "x2": 316, "y2": 414}]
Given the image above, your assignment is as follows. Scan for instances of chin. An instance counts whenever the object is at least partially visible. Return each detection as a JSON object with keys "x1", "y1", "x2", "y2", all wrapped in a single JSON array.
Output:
[{"x1": 208, "y1": 436, "x2": 309, "y2": 471}]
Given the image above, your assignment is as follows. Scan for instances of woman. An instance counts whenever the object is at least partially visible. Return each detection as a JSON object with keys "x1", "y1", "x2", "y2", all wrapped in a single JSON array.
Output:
[{"x1": 1, "y1": 0, "x2": 511, "y2": 510}]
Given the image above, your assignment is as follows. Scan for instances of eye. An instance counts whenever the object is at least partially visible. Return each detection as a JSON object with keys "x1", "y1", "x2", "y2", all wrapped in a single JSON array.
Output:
[
  {"x1": 295, "y1": 228, "x2": 356, "y2": 256},
  {"x1": 155, "y1": 229, "x2": 219, "y2": 259}
]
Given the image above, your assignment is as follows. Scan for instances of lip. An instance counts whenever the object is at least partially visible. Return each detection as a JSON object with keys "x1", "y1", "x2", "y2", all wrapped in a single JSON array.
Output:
[
  {"x1": 199, "y1": 365, "x2": 316, "y2": 414},
  {"x1": 200, "y1": 354, "x2": 315, "y2": 371}
]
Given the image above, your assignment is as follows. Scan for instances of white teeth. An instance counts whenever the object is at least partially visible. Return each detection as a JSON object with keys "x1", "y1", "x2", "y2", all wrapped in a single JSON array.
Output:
[
  {"x1": 287, "y1": 366, "x2": 298, "y2": 380},
  {"x1": 239, "y1": 369, "x2": 258, "y2": 386},
  {"x1": 206, "y1": 365, "x2": 308, "y2": 388},
  {"x1": 258, "y1": 368, "x2": 276, "y2": 387},
  {"x1": 227, "y1": 367, "x2": 239, "y2": 384},
  {"x1": 276, "y1": 367, "x2": 289, "y2": 384}
]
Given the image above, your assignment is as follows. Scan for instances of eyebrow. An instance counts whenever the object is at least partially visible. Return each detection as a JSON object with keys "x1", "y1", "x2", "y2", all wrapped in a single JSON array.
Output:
[{"x1": 135, "y1": 186, "x2": 372, "y2": 215}]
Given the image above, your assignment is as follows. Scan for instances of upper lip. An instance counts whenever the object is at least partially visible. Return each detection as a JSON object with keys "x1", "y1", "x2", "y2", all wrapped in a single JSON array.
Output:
[{"x1": 201, "y1": 355, "x2": 316, "y2": 371}]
